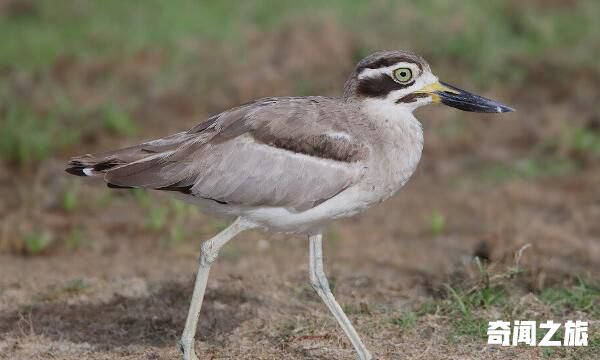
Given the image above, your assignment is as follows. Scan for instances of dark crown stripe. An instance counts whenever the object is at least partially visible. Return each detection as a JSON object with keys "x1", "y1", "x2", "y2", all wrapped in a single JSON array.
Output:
[{"x1": 356, "y1": 55, "x2": 423, "y2": 74}]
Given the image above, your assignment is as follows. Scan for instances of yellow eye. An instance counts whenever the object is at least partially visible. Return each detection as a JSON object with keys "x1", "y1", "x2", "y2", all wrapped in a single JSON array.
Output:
[{"x1": 393, "y1": 68, "x2": 413, "y2": 83}]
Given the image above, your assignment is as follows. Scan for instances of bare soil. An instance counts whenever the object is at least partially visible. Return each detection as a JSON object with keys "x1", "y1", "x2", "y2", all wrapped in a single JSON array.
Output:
[{"x1": 1, "y1": 160, "x2": 598, "y2": 359}]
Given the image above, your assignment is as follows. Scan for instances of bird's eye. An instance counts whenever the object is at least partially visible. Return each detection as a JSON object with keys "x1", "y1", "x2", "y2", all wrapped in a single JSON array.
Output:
[{"x1": 393, "y1": 68, "x2": 413, "y2": 83}]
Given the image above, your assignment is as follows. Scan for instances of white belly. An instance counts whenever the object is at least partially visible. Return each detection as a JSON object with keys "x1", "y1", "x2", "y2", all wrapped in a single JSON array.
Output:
[{"x1": 241, "y1": 184, "x2": 378, "y2": 233}]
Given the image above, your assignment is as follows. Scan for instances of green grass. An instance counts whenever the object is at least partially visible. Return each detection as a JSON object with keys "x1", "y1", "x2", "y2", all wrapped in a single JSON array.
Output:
[
  {"x1": 102, "y1": 105, "x2": 137, "y2": 137},
  {"x1": 22, "y1": 231, "x2": 54, "y2": 255},
  {"x1": 167, "y1": 225, "x2": 186, "y2": 246},
  {"x1": 3, "y1": 0, "x2": 599, "y2": 77},
  {"x1": 0, "y1": 105, "x2": 73, "y2": 166},
  {"x1": 65, "y1": 226, "x2": 85, "y2": 249},
  {"x1": 146, "y1": 206, "x2": 168, "y2": 232},
  {"x1": 477, "y1": 121, "x2": 600, "y2": 184},
  {"x1": 129, "y1": 189, "x2": 199, "y2": 244},
  {"x1": 566, "y1": 126, "x2": 600, "y2": 156},
  {"x1": 442, "y1": 282, "x2": 510, "y2": 338},
  {"x1": 414, "y1": 264, "x2": 515, "y2": 340},
  {"x1": 414, "y1": 262, "x2": 598, "y2": 348},
  {"x1": 540, "y1": 279, "x2": 600, "y2": 318},
  {"x1": 429, "y1": 211, "x2": 446, "y2": 236},
  {"x1": 62, "y1": 183, "x2": 78, "y2": 212},
  {"x1": 2, "y1": 0, "x2": 600, "y2": 166},
  {"x1": 480, "y1": 157, "x2": 580, "y2": 183},
  {"x1": 0, "y1": 1, "x2": 237, "y2": 70},
  {"x1": 391, "y1": 311, "x2": 417, "y2": 330}
]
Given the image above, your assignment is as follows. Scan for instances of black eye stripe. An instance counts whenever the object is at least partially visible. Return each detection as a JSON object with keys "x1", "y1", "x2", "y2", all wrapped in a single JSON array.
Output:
[{"x1": 356, "y1": 75, "x2": 414, "y2": 98}]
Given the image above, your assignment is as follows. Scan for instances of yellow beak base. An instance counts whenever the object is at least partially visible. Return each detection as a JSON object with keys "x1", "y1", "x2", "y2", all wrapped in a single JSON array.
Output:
[{"x1": 416, "y1": 81, "x2": 460, "y2": 103}]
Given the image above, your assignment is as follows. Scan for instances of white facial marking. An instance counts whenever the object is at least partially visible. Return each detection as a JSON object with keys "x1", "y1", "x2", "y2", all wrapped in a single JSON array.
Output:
[
  {"x1": 83, "y1": 168, "x2": 94, "y2": 176},
  {"x1": 357, "y1": 62, "x2": 421, "y2": 81}
]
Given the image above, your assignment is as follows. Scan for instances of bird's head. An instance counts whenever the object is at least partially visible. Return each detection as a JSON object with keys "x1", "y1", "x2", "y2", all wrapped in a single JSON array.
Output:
[{"x1": 345, "y1": 50, "x2": 514, "y2": 114}]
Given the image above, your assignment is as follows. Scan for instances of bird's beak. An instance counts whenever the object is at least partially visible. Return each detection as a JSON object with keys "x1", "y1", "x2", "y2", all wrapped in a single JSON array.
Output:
[{"x1": 416, "y1": 81, "x2": 514, "y2": 113}]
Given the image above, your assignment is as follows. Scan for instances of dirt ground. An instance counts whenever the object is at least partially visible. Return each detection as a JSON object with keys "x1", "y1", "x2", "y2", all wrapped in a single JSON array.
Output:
[
  {"x1": 1, "y1": 122, "x2": 599, "y2": 359},
  {"x1": 1, "y1": 2, "x2": 599, "y2": 359}
]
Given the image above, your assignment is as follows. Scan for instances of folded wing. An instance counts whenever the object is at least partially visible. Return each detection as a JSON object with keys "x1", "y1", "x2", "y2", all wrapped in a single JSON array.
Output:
[{"x1": 67, "y1": 97, "x2": 369, "y2": 211}]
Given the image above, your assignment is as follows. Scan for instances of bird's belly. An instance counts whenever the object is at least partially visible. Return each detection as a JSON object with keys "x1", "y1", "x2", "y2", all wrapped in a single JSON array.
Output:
[{"x1": 237, "y1": 181, "x2": 403, "y2": 234}]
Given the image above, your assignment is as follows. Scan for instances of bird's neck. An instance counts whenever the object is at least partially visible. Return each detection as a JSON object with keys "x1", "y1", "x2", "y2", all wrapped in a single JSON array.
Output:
[
  {"x1": 360, "y1": 99, "x2": 424, "y2": 143},
  {"x1": 360, "y1": 98, "x2": 425, "y2": 190}
]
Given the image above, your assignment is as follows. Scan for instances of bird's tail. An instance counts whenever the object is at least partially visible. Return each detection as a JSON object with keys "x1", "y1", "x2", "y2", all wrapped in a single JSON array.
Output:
[
  {"x1": 65, "y1": 132, "x2": 192, "y2": 182},
  {"x1": 66, "y1": 157, "x2": 125, "y2": 177}
]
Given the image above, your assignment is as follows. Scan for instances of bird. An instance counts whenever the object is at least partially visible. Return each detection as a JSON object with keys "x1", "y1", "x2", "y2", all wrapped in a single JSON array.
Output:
[{"x1": 66, "y1": 50, "x2": 513, "y2": 360}]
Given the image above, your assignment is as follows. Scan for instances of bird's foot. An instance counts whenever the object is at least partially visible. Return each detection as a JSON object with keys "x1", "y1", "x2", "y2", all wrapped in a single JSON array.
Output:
[{"x1": 177, "y1": 339, "x2": 199, "y2": 360}]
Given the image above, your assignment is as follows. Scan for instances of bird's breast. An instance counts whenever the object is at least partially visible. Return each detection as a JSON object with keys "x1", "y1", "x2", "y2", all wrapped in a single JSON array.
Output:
[{"x1": 361, "y1": 108, "x2": 424, "y2": 201}]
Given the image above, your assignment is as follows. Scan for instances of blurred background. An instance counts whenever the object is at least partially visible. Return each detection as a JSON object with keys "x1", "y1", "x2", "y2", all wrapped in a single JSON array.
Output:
[{"x1": 0, "y1": 1, "x2": 598, "y2": 359}]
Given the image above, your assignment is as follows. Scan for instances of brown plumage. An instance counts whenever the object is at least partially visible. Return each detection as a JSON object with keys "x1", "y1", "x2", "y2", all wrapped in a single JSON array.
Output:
[{"x1": 67, "y1": 96, "x2": 369, "y2": 211}]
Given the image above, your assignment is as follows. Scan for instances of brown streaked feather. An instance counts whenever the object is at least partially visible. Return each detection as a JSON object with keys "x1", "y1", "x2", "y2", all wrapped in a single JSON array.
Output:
[{"x1": 253, "y1": 133, "x2": 363, "y2": 162}]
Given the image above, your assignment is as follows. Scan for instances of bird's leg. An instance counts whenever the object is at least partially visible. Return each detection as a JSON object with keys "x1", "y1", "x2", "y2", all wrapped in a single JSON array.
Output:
[
  {"x1": 308, "y1": 233, "x2": 373, "y2": 360},
  {"x1": 178, "y1": 217, "x2": 252, "y2": 360}
]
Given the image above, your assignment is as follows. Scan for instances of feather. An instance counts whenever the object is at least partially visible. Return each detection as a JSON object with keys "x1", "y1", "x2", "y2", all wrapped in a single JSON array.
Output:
[{"x1": 66, "y1": 97, "x2": 370, "y2": 211}]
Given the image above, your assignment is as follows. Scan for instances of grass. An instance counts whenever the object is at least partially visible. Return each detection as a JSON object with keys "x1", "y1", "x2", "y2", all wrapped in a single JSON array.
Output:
[
  {"x1": 478, "y1": 120, "x2": 600, "y2": 184},
  {"x1": 391, "y1": 311, "x2": 417, "y2": 330},
  {"x1": 65, "y1": 226, "x2": 85, "y2": 249},
  {"x1": 62, "y1": 183, "x2": 78, "y2": 212},
  {"x1": 406, "y1": 259, "x2": 599, "y2": 357},
  {"x1": 441, "y1": 282, "x2": 509, "y2": 338},
  {"x1": 0, "y1": 106, "x2": 67, "y2": 166},
  {"x1": 429, "y1": 211, "x2": 446, "y2": 236},
  {"x1": 4, "y1": 1, "x2": 598, "y2": 70},
  {"x1": 22, "y1": 231, "x2": 54, "y2": 255},
  {"x1": 566, "y1": 126, "x2": 600, "y2": 156},
  {"x1": 540, "y1": 279, "x2": 600, "y2": 318},
  {"x1": 480, "y1": 157, "x2": 580, "y2": 183},
  {"x1": 128, "y1": 189, "x2": 200, "y2": 247},
  {"x1": 101, "y1": 105, "x2": 137, "y2": 137},
  {"x1": 414, "y1": 255, "x2": 598, "y2": 345},
  {"x1": 409, "y1": 259, "x2": 517, "y2": 340},
  {"x1": 2, "y1": 0, "x2": 600, "y2": 165}
]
